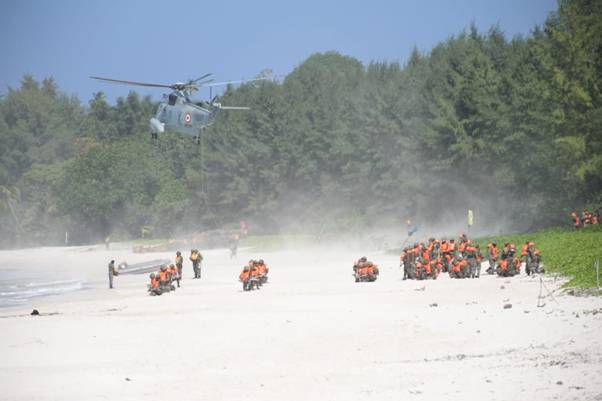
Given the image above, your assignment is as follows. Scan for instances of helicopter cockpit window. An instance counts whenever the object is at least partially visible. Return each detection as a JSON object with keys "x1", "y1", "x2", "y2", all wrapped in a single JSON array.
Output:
[{"x1": 168, "y1": 93, "x2": 178, "y2": 106}]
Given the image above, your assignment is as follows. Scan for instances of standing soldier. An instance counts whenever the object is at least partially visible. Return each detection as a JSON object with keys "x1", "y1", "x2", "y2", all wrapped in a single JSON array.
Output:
[
  {"x1": 230, "y1": 233, "x2": 240, "y2": 259},
  {"x1": 190, "y1": 249, "x2": 203, "y2": 279},
  {"x1": 486, "y1": 242, "x2": 499, "y2": 274},
  {"x1": 108, "y1": 260, "x2": 116, "y2": 289},
  {"x1": 175, "y1": 251, "x2": 184, "y2": 283}
]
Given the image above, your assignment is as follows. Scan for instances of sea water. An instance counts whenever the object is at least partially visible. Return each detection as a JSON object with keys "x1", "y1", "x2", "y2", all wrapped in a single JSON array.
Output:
[{"x1": 0, "y1": 268, "x2": 87, "y2": 307}]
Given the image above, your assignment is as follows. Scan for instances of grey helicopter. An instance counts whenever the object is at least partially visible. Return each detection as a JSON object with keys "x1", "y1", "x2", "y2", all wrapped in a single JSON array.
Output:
[{"x1": 90, "y1": 74, "x2": 263, "y2": 144}]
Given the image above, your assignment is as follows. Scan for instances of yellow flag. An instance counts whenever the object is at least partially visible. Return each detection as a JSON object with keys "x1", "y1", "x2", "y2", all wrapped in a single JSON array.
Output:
[{"x1": 468, "y1": 209, "x2": 474, "y2": 227}]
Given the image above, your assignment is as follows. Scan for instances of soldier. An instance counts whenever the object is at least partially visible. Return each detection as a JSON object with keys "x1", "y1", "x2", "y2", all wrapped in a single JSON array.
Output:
[
  {"x1": 486, "y1": 242, "x2": 499, "y2": 274},
  {"x1": 465, "y1": 242, "x2": 480, "y2": 278},
  {"x1": 230, "y1": 233, "x2": 240, "y2": 259},
  {"x1": 169, "y1": 264, "x2": 180, "y2": 288},
  {"x1": 148, "y1": 273, "x2": 162, "y2": 296},
  {"x1": 450, "y1": 255, "x2": 467, "y2": 279},
  {"x1": 239, "y1": 265, "x2": 253, "y2": 291},
  {"x1": 108, "y1": 260, "x2": 117, "y2": 289},
  {"x1": 175, "y1": 251, "x2": 184, "y2": 283},
  {"x1": 189, "y1": 249, "x2": 203, "y2": 279},
  {"x1": 571, "y1": 211, "x2": 580, "y2": 229}
]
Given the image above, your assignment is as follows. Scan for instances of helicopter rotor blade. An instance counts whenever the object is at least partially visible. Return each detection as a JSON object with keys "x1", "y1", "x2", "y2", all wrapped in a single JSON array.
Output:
[
  {"x1": 195, "y1": 78, "x2": 214, "y2": 86},
  {"x1": 191, "y1": 73, "x2": 212, "y2": 83},
  {"x1": 90, "y1": 76, "x2": 173, "y2": 89},
  {"x1": 202, "y1": 77, "x2": 267, "y2": 87}
]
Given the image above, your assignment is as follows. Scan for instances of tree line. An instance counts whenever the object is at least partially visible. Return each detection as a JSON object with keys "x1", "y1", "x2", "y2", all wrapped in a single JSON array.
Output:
[{"x1": 0, "y1": 0, "x2": 600, "y2": 247}]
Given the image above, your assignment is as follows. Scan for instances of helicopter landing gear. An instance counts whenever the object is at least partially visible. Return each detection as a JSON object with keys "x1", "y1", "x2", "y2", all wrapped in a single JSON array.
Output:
[{"x1": 150, "y1": 131, "x2": 158, "y2": 145}]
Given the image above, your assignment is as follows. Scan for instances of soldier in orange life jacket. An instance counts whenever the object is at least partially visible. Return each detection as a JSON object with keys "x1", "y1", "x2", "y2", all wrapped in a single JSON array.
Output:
[
  {"x1": 571, "y1": 211, "x2": 580, "y2": 229},
  {"x1": 450, "y1": 255, "x2": 467, "y2": 279},
  {"x1": 521, "y1": 241, "x2": 531, "y2": 269},
  {"x1": 448, "y1": 239, "x2": 457, "y2": 256},
  {"x1": 239, "y1": 265, "x2": 254, "y2": 291},
  {"x1": 148, "y1": 273, "x2": 162, "y2": 296},
  {"x1": 168, "y1": 264, "x2": 180, "y2": 288},
  {"x1": 464, "y1": 242, "x2": 481, "y2": 278},
  {"x1": 486, "y1": 242, "x2": 499, "y2": 274}
]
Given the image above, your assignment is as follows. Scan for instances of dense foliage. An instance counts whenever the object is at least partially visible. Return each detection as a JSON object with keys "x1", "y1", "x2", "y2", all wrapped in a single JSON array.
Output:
[{"x1": 1, "y1": 0, "x2": 600, "y2": 246}]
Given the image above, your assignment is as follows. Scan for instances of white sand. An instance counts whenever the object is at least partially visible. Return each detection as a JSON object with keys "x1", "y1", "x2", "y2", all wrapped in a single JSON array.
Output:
[{"x1": 1, "y1": 245, "x2": 601, "y2": 401}]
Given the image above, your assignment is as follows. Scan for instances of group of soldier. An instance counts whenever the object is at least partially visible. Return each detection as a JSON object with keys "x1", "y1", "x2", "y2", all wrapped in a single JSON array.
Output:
[
  {"x1": 238, "y1": 259, "x2": 269, "y2": 291},
  {"x1": 147, "y1": 250, "x2": 198, "y2": 295},
  {"x1": 352, "y1": 257, "x2": 380, "y2": 282},
  {"x1": 399, "y1": 234, "x2": 483, "y2": 280},
  {"x1": 148, "y1": 264, "x2": 180, "y2": 296},
  {"x1": 486, "y1": 240, "x2": 543, "y2": 277},
  {"x1": 398, "y1": 234, "x2": 543, "y2": 281},
  {"x1": 571, "y1": 209, "x2": 600, "y2": 228}
]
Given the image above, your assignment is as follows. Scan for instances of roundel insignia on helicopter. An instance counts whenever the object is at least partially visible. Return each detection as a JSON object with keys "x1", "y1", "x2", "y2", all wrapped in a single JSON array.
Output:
[{"x1": 184, "y1": 112, "x2": 192, "y2": 124}]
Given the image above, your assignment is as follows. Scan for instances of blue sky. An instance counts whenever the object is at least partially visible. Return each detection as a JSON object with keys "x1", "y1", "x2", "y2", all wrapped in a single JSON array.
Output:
[{"x1": 0, "y1": 0, "x2": 557, "y2": 104}]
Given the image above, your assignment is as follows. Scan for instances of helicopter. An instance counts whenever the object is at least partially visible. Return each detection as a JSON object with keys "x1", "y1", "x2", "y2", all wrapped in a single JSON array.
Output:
[{"x1": 90, "y1": 74, "x2": 263, "y2": 144}]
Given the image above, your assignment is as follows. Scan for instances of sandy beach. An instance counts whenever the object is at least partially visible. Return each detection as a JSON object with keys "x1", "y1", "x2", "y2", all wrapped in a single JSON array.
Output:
[{"x1": 1, "y1": 245, "x2": 601, "y2": 401}]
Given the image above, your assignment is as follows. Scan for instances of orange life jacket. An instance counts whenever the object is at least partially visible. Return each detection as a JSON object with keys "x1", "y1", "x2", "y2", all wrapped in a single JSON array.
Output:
[
  {"x1": 521, "y1": 244, "x2": 529, "y2": 257},
  {"x1": 150, "y1": 278, "x2": 159, "y2": 289},
  {"x1": 571, "y1": 213, "x2": 580, "y2": 226},
  {"x1": 158, "y1": 271, "x2": 168, "y2": 282},
  {"x1": 239, "y1": 270, "x2": 250, "y2": 281},
  {"x1": 440, "y1": 242, "x2": 448, "y2": 253},
  {"x1": 488, "y1": 245, "x2": 499, "y2": 259}
]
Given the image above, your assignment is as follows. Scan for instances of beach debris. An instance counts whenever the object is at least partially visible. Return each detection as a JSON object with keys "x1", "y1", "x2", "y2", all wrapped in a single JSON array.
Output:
[
  {"x1": 125, "y1": 377, "x2": 131, "y2": 381},
  {"x1": 429, "y1": 303, "x2": 438, "y2": 307},
  {"x1": 503, "y1": 303, "x2": 513, "y2": 309},
  {"x1": 500, "y1": 285, "x2": 505, "y2": 289},
  {"x1": 414, "y1": 286, "x2": 426, "y2": 291},
  {"x1": 556, "y1": 381, "x2": 563, "y2": 385},
  {"x1": 30, "y1": 309, "x2": 40, "y2": 316}
]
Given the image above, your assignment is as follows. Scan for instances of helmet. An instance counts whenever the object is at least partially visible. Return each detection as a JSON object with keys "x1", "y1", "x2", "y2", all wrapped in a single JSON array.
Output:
[
  {"x1": 170, "y1": 264, "x2": 175, "y2": 268},
  {"x1": 161, "y1": 265, "x2": 167, "y2": 271},
  {"x1": 492, "y1": 241, "x2": 497, "y2": 245},
  {"x1": 259, "y1": 259, "x2": 264, "y2": 264},
  {"x1": 150, "y1": 273, "x2": 155, "y2": 278},
  {"x1": 360, "y1": 256, "x2": 367, "y2": 262},
  {"x1": 176, "y1": 251, "x2": 181, "y2": 256}
]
